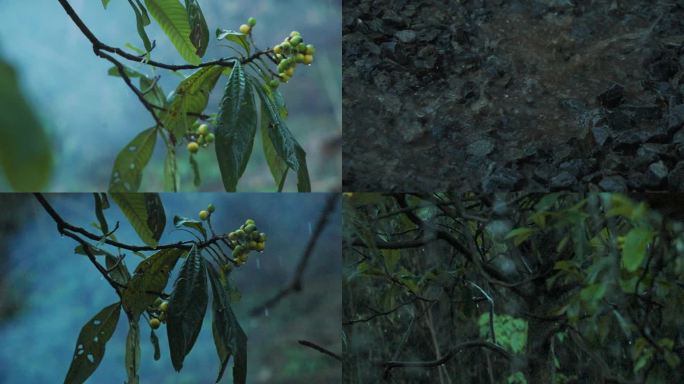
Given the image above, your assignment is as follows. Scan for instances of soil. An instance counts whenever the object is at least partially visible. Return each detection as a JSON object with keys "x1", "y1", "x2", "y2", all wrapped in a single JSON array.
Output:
[{"x1": 342, "y1": 0, "x2": 684, "y2": 192}]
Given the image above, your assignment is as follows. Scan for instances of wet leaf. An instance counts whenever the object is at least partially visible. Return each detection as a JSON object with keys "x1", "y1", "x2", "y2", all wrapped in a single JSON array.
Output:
[{"x1": 110, "y1": 193, "x2": 166, "y2": 247}]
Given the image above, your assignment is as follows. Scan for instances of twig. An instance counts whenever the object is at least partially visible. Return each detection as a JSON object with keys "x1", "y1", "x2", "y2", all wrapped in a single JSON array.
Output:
[
  {"x1": 249, "y1": 194, "x2": 340, "y2": 316},
  {"x1": 298, "y1": 340, "x2": 341, "y2": 361},
  {"x1": 380, "y1": 341, "x2": 511, "y2": 370}
]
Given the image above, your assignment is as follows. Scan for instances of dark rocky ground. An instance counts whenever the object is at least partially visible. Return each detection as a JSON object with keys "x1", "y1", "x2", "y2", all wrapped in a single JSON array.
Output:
[{"x1": 343, "y1": 0, "x2": 684, "y2": 192}]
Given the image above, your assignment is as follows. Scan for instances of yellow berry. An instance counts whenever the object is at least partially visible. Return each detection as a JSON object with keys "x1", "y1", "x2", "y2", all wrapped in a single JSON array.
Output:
[
  {"x1": 259, "y1": 232, "x2": 267, "y2": 242},
  {"x1": 198, "y1": 124, "x2": 209, "y2": 136},
  {"x1": 248, "y1": 240, "x2": 258, "y2": 250},
  {"x1": 305, "y1": 44, "x2": 315, "y2": 55},
  {"x1": 303, "y1": 55, "x2": 314, "y2": 65},
  {"x1": 280, "y1": 73, "x2": 290, "y2": 82},
  {"x1": 199, "y1": 210, "x2": 209, "y2": 220},
  {"x1": 187, "y1": 141, "x2": 199, "y2": 153},
  {"x1": 239, "y1": 24, "x2": 251, "y2": 34},
  {"x1": 295, "y1": 53, "x2": 305, "y2": 63},
  {"x1": 149, "y1": 318, "x2": 161, "y2": 329},
  {"x1": 285, "y1": 67, "x2": 295, "y2": 77},
  {"x1": 159, "y1": 301, "x2": 169, "y2": 312},
  {"x1": 274, "y1": 45, "x2": 282, "y2": 54},
  {"x1": 255, "y1": 242, "x2": 265, "y2": 251}
]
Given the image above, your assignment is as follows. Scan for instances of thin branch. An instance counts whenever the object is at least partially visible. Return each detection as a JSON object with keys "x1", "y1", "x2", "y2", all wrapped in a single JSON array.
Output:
[
  {"x1": 298, "y1": 340, "x2": 341, "y2": 361},
  {"x1": 249, "y1": 194, "x2": 340, "y2": 316},
  {"x1": 380, "y1": 341, "x2": 511, "y2": 370}
]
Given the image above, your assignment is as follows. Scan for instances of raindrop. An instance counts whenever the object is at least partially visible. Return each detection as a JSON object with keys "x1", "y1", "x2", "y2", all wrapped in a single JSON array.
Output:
[
  {"x1": 87, "y1": 353, "x2": 95, "y2": 363},
  {"x1": 264, "y1": 308, "x2": 269, "y2": 317},
  {"x1": 93, "y1": 320, "x2": 101, "y2": 325},
  {"x1": 256, "y1": 257, "x2": 261, "y2": 269},
  {"x1": 93, "y1": 336, "x2": 99, "y2": 343},
  {"x1": 308, "y1": 222, "x2": 312, "y2": 235}
]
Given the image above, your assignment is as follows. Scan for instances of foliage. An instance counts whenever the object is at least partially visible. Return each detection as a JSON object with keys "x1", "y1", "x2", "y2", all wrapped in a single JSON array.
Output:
[
  {"x1": 91, "y1": 0, "x2": 317, "y2": 191},
  {"x1": 343, "y1": 193, "x2": 684, "y2": 383},
  {"x1": 54, "y1": 194, "x2": 268, "y2": 383}
]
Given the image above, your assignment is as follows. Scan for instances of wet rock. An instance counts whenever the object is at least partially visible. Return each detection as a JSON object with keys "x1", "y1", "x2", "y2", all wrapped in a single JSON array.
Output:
[
  {"x1": 592, "y1": 125, "x2": 612, "y2": 147},
  {"x1": 559, "y1": 159, "x2": 587, "y2": 178},
  {"x1": 597, "y1": 84, "x2": 624, "y2": 109},
  {"x1": 482, "y1": 168, "x2": 523, "y2": 192},
  {"x1": 467, "y1": 139, "x2": 495, "y2": 157},
  {"x1": 645, "y1": 161, "x2": 669, "y2": 187},
  {"x1": 599, "y1": 176, "x2": 628, "y2": 192},
  {"x1": 669, "y1": 105, "x2": 684, "y2": 132},
  {"x1": 669, "y1": 161, "x2": 684, "y2": 191},
  {"x1": 550, "y1": 171, "x2": 577, "y2": 189},
  {"x1": 395, "y1": 30, "x2": 416, "y2": 43},
  {"x1": 636, "y1": 143, "x2": 669, "y2": 167}
]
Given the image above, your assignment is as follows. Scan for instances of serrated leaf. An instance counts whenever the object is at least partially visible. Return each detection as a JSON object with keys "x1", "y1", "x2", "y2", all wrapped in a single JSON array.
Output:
[
  {"x1": 125, "y1": 319, "x2": 141, "y2": 384},
  {"x1": 111, "y1": 193, "x2": 166, "y2": 247},
  {"x1": 162, "y1": 65, "x2": 223, "y2": 139},
  {"x1": 109, "y1": 128, "x2": 157, "y2": 192},
  {"x1": 216, "y1": 28, "x2": 250, "y2": 55},
  {"x1": 144, "y1": 0, "x2": 201, "y2": 65},
  {"x1": 64, "y1": 302, "x2": 121, "y2": 384},
  {"x1": 167, "y1": 246, "x2": 208, "y2": 371},
  {"x1": 207, "y1": 264, "x2": 247, "y2": 384},
  {"x1": 173, "y1": 215, "x2": 206, "y2": 239},
  {"x1": 0, "y1": 59, "x2": 53, "y2": 191},
  {"x1": 122, "y1": 248, "x2": 186, "y2": 317},
  {"x1": 622, "y1": 227, "x2": 653, "y2": 272},
  {"x1": 185, "y1": 0, "x2": 209, "y2": 57},
  {"x1": 250, "y1": 75, "x2": 311, "y2": 192},
  {"x1": 128, "y1": 0, "x2": 153, "y2": 52},
  {"x1": 215, "y1": 61, "x2": 257, "y2": 191}
]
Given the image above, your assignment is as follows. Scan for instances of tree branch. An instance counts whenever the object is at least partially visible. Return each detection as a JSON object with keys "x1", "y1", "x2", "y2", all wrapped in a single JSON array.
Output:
[
  {"x1": 298, "y1": 340, "x2": 341, "y2": 361},
  {"x1": 249, "y1": 194, "x2": 340, "y2": 316},
  {"x1": 380, "y1": 341, "x2": 511, "y2": 370}
]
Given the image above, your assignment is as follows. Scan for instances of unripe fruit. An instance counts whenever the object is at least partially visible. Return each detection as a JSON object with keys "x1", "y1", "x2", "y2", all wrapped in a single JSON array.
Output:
[
  {"x1": 259, "y1": 232, "x2": 267, "y2": 242},
  {"x1": 159, "y1": 301, "x2": 169, "y2": 312},
  {"x1": 187, "y1": 141, "x2": 199, "y2": 153},
  {"x1": 245, "y1": 219, "x2": 255, "y2": 225},
  {"x1": 247, "y1": 17, "x2": 257, "y2": 27},
  {"x1": 290, "y1": 31, "x2": 301, "y2": 37},
  {"x1": 280, "y1": 73, "x2": 290, "y2": 82},
  {"x1": 153, "y1": 297, "x2": 163, "y2": 307},
  {"x1": 295, "y1": 53, "x2": 305, "y2": 63},
  {"x1": 233, "y1": 245, "x2": 246, "y2": 258},
  {"x1": 199, "y1": 210, "x2": 209, "y2": 220},
  {"x1": 228, "y1": 231, "x2": 238, "y2": 241},
  {"x1": 244, "y1": 223, "x2": 257, "y2": 233},
  {"x1": 255, "y1": 242, "x2": 266, "y2": 251},
  {"x1": 269, "y1": 79, "x2": 280, "y2": 89},
  {"x1": 197, "y1": 135, "x2": 205, "y2": 145},
  {"x1": 251, "y1": 232, "x2": 261, "y2": 241},
  {"x1": 303, "y1": 55, "x2": 314, "y2": 65},
  {"x1": 239, "y1": 24, "x2": 251, "y2": 34},
  {"x1": 285, "y1": 67, "x2": 295, "y2": 77},
  {"x1": 274, "y1": 45, "x2": 282, "y2": 54},
  {"x1": 205, "y1": 133, "x2": 215, "y2": 143},
  {"x1": 207, "y1": 203, "x2": 215, "y2": 213},
  {"x1": 235, "y1": 229, "x2": 246, "y2": 239},
  {"x1": 198, "y1": 124, "x2": 209, "y2": 136},
  {"x1": 222, "y1": 263, "x2": 233, "y2": 273},
  {"x1": 248, "y1": 241, "x2": 258, "y2": 250},
  {"x1": 149, "y1": 318, "x2": 161, "y2": 329},
  {"x1": 290, "y1": 35, "x2": 303, "y2": 46},
  {"x1": 306, "y1": 44, "x2": 315, "y2": 55}
]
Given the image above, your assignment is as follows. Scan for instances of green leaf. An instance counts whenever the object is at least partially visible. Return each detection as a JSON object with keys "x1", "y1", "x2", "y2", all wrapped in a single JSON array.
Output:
[
  {"x1": 122, "y1": 248, "x2": 186, "y2": 317},
  {"x1": 250, "y1": 75, "x2": 311, "y2": 192},
  {"x1": 140, "y1": 76, "x2": 166, "y2": 108},
  {"x1": 185, "y1": 0, "x2": 209, "y2": 57},
  {"x1": 622, "y1": 227, "x2": 654, "y2": 272},
  {"x1": 162, "y1": 65, "x2": 223, "y2": 139},
  {"x1": 0, "y1": 59, "x2": 53, "y2": 191},
  {"x1": 207, "y1": 264, "x2": 247, "y2": 384},
  {"x1": 260, "y1": 102, "x2": 287, "y2": 191},
  {"x1": 215, "y1": 61, "x2": 257, "y2": 191},
  {"x1": 106, "y1": 253, "x2": 131, "y2": 286},
  {"x1": 144, "y1": 0, "x2": 201, "y2": 65},
  {"x1": 173, "y1": 215, "x2": 206, "y2": 239},
  {"x1": 108, "y1": 65, "x2": 144, "y2": 79},
  {"x1": 164, "y1": 148, "x2": 177, "y2": 192},
  {"x1": 216, "y1": 28, "x2": 250, "y2": 55},
  {"x1": 150, "y1": 330, "x2": 161, "y2": 361},
  {"x1": 505, "y1": 227, "x2": 535, "y2": 246},
  {"x1": 93, "y1": 193, "x2": 110, "y2": 235},
  {"x1": 128, "y1": 0, "x2": 153, "y2": 52},
  {"x1": 111, "y1": 193, "x2": 166, "y2": 247},
  {"x1": 167, "y1": 246, "x2": 208, "y2": 371},
  {"x1": 64, "y1": 302, "x2": 121, "y2": 384},
  {"x1": 101, "y1": 0, "x2": 111, "y2": 9},
  {"x1": 109, "y1": 128, "x2": 157, "y2": 192},
  {"x1": 189, "y1": 153, "x2": 201, "y2": 187},
  {"x1": 125, "y1": 319, "x2": 141, "y2": 384}
]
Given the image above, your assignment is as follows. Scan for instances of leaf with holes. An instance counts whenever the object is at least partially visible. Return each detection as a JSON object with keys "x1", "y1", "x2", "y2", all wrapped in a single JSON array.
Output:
[
  {"x1": 122, "y1": 248, "x2": 186, "y2": 318},
  {"x1": 144, "y1": 0, "x2": 200, "y2": 65},
  {"x1": 167, "y1": 246, "x2": 208, "y2": 371},
  {"x1": 110, "y1": 193, "x2": 166, "y2": 247},
  {"x1": 185, "y1": 0, "x2": 209, "y2": 57},
  {"x1": 109, "y1": 128, "x2": 157, "y2": 192},
  {"x1": 208, "y1": 264, "x2": 247, "y2": 383},
  {"x1": 215, "y1": 61, "x2": 257, "y2": 192},
  {"x1": 64, "y1": 302, "x2": 121, "y2": 384},
  {"x1": 162, "y1": 65, "x2": 223, "y2": 139}
]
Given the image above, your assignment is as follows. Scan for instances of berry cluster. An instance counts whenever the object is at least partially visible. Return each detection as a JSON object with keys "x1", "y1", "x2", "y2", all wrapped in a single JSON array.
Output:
[
  {"x1": 186, "y1": 123, "x2": 215, "y2": 154},
  {"x1": 148, "y1": 297, "x2": 169, "y2": 329},
  {"x1": 227, "y1": 218, "x2": 267, "y2": 266},
  {"x1": 272, "y1": 31, "x2": 316, "y2": 85},
  {"x1": 198, "y1": 203, "x2": 215, "y2": 221}
]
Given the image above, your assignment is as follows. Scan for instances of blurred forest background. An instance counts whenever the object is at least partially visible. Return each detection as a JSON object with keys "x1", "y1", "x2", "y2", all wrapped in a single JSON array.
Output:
[
  {"x1": 0, "y1": 193, "x2": 341, "y2": 383},
  {"x1": 343, "y1": 193, "x2": 684, "y2": 383},
  {"x1": 0, "y1": 0, "x2": 341, "y2": 191}
]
